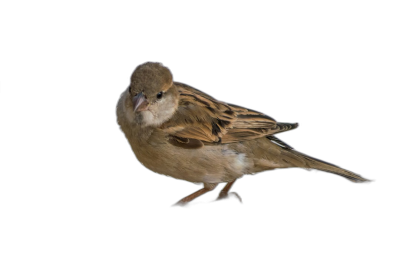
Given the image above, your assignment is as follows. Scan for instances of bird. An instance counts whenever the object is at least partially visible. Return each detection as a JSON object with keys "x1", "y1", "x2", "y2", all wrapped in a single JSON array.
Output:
[{"x1": 116, "y1": 62, "x2": 370, "y2": 206}]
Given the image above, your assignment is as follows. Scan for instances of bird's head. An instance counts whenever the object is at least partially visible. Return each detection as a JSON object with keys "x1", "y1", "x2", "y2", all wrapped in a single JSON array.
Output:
[{"x1": 123, "y1": 62, "x2": 179, "y2": 126}]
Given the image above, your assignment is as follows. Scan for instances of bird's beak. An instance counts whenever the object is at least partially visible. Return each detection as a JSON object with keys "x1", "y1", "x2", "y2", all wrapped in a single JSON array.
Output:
[{"x1": 132, "y1": 92, "x2": 149, "y2": 112}]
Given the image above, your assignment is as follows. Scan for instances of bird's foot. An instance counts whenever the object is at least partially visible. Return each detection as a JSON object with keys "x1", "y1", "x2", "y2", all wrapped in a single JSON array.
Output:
[{"x1": 216, "y1": 192, "x2": 242, "y2": 203}]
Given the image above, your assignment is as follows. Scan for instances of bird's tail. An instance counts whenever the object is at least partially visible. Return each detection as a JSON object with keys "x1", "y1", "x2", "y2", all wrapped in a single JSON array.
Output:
[{"x1": 287, "y1": 150, "x2": 370, "y2": 183}]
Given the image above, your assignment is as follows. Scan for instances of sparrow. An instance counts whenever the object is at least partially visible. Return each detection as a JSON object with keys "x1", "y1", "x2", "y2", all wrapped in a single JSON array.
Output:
[{"x1": 117, "y1": 62, "x2": 370, "y2": 206}]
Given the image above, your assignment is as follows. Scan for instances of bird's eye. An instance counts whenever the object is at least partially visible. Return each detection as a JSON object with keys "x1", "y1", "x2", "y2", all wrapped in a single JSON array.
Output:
[
  {"x1": 157, "y1": 91, "x2": 163, "y2": 99},
  {"x1": 128, "y1": 86, "x2": 132, "y2": 94}
]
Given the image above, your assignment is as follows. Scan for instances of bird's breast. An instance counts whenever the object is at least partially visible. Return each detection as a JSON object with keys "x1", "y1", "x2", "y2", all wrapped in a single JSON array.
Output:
[{"x1": 130, "y1": 134, "x2": 250, "y2": 184}]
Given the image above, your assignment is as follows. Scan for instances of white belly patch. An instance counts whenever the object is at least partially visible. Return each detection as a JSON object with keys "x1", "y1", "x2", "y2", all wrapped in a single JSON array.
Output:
[{"x1": 222, "y1": 149, "x2": 248, "y2": 173}]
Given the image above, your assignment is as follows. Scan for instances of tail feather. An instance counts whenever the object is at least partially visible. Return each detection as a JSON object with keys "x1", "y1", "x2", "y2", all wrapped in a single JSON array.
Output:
[
  {"x1": 288, "y1": 150, "x2": 370, "y2": 183},
  {"x1": 266, "y1": 129, "x2": 370, "y2": 183}
]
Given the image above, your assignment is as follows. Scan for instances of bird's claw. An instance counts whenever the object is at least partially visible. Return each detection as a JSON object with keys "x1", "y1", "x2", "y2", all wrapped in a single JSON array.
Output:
[{"x1": 216, "y1": 192, "x2": 242, "y2": 203}]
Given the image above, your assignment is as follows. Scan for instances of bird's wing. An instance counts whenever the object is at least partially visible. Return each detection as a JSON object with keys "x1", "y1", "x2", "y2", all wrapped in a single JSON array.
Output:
[{"x1": 160, "y1": 82, "x2": 298, "y2": 148}]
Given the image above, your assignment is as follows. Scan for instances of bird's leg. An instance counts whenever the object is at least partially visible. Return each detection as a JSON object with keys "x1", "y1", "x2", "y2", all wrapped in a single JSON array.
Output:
[
  {"x1": 174, "y1": 183, "x2": 217, "y2": 206},
  {"x1": 216, "y1": 179, "x2": 242, "y2": 202}
]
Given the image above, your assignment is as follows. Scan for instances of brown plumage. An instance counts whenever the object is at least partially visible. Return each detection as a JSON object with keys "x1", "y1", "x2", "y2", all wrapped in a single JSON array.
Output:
[{"x1": 117, "y1": 62, "x2": 370, "y2": 206}]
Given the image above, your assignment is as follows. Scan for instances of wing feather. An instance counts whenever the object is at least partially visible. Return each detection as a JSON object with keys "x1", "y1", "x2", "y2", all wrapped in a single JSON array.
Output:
[{"x1": 161, "y1": 82, "x2": 297, "y2": 147}]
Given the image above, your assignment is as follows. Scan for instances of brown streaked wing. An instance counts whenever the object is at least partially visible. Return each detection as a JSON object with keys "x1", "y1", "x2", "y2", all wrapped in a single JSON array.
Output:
[{"x1": 161, "y1": 83, "x2": 296, "y2": 147}]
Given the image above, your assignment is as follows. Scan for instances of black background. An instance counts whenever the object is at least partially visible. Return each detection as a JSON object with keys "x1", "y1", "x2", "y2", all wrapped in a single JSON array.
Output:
[{"x1": 20, "y1": 5, "x2": 397, "y2": 255}]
